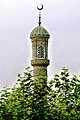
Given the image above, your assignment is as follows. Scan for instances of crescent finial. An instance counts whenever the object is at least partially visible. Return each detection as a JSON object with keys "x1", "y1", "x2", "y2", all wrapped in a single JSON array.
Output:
[
  {"x1": 37, "y1": 4, "x2": 43, "y2": 26},
  {"x1": 37, "y1": 4, "x2": 43, "y2": 11}
]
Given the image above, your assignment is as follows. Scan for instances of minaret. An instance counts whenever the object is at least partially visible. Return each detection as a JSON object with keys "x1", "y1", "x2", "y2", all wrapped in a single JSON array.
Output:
[{"x1": 30, "y1": 5, "x2": 50, "y2": 78}]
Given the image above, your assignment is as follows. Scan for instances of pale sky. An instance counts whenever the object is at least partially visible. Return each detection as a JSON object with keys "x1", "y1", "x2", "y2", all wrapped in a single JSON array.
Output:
[{"x1": 0, "y1": 0, "x2": 80, "y2": 89}]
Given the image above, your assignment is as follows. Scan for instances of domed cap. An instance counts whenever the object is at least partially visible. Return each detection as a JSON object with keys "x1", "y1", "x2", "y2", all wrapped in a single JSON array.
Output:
[{"x1": 30, "y1": 26, "x2": 50, "y2": 38}]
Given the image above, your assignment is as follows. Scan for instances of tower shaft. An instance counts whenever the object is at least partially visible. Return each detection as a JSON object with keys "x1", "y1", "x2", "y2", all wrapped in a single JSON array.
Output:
[
  {"x1": 30, "y1": 5, "x2": 50, "y2": 79},
  {"x1": 31, "y1": 59, "x2": 49, "y2": 77}
]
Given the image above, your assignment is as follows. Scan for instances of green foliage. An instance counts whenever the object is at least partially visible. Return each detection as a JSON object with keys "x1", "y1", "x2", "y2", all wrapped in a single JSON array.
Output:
[{"x1": 0, "y1": 67, "x2": 80, "y2": 120}]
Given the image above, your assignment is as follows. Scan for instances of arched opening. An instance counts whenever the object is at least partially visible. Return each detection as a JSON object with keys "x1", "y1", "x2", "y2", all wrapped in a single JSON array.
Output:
[{"x1": 38, "y1": 45, "x2": 45, "y2": 58}]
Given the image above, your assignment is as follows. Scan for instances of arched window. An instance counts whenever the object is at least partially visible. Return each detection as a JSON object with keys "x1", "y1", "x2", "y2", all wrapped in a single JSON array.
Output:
[{"x1": 38, "y1": 45, "x2": 45, "y2": 58}]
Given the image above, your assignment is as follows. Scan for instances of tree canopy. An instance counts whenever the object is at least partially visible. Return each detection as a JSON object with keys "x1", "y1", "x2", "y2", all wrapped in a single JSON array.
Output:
[{"x1": 0, "y1": 67, "x2": 80, "y2": 120}]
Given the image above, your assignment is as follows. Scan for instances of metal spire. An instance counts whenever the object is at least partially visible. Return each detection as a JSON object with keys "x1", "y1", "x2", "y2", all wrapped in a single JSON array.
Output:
[{"x1": 37, "y1": 4, "x2": 43, "y2": 26}]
